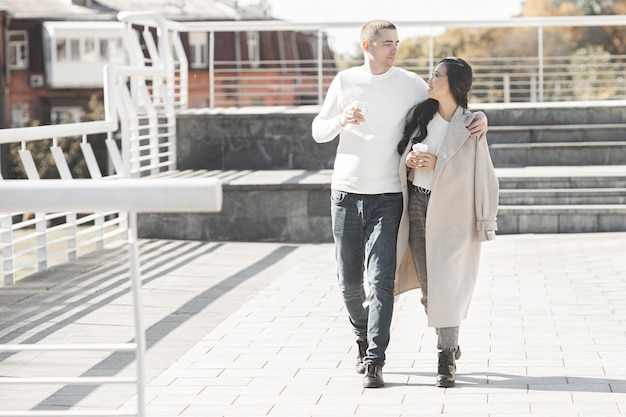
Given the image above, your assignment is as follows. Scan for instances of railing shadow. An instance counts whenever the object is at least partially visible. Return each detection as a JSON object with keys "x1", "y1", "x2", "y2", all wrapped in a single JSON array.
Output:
[
  {"x1": 388, "y1": 371, "x2": 626, "y2": 392},
  {"x1": 0, "y1": 239, "x2": 298, "y2": 410}
]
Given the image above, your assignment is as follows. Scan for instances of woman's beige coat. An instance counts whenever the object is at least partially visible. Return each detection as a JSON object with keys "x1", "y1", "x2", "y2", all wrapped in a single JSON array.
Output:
[{"x1": 394, "y1": 106, "x2": 499, "y2": 328}]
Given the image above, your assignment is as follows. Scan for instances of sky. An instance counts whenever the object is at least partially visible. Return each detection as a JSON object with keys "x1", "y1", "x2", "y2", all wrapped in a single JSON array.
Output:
[{"x1": 263, "y1": 0, "x2": 525, "y2": 54}]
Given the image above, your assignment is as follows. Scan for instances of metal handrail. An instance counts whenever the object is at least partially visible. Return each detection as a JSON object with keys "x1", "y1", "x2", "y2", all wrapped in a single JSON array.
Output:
[
  {"x1": 0, "y1": 179, "x2": 222, "y2": 417},
  {"x1": 169, "y1": 14, "x2": 626, "y2": 106}
]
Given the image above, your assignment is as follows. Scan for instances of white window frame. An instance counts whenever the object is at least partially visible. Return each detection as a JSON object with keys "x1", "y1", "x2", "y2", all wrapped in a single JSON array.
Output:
[
  {"x1": 51, "y1": 106, "x2": 84, "y2": 125},
  {"x1": 189, "y1": 32, "x2": 208, "y2": 69},
  {"x1": 246, "y1": 31, "x2": 260, "y2": 69},
  {"x1": 11, "y1": 101, "x2": 31, "y2": 127},
  {"x1": 9, "y1": 30, "x2": 29, "y2": 70}
]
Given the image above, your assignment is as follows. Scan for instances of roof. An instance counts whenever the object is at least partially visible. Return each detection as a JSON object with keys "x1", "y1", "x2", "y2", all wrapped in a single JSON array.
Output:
[
  {"x1": 0, "y1": 0, "x2": 100, "y2": 17},
  {"x1": 0, "y1": 0, "x2": 271, "y2": 20}
]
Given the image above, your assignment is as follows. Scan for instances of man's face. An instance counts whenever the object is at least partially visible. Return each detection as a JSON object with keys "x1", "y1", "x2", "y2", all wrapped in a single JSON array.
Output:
[{"x1": 366, "y1": 28, "x2": 399, "y2": 74}]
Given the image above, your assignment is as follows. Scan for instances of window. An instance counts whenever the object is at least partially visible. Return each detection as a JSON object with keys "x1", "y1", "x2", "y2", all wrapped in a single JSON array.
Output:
[
  {"x1": 84, "y1": 38, "x2": 97, "y2": 62},
  {"x1": 11, "y1": 102, "x2": 31, "y2": 127},
  {"x1": 246, "y1": 31, "x2": 260, "y2": 68},
  {"x1": 189, "y1": 32, "x2": 208, "y2": 68},
  {"x1": 51, "y1": 106, "x2": 84, "y2": 124},
  {"x1": 56, "y1": 39, "x2": 68, "y2": 62},
  {"x1": 9, "y1": 31, "x2": 29, "y2": 69},
  {"x1": 70, "y1": 39, "x2": 80, "y2": 61},
  {"x1": 100, "y1": 38, "x2": 125, "y2": 64}
]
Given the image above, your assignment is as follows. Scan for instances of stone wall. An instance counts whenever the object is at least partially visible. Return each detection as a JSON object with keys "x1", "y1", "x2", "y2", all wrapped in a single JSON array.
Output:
[
  {"x1": 176, "y1": 102, "x2": 626, "y2": 170},
  {"x1": 137, "y1": 102, "x2": 626, "y2": 242},
  {"x1": 176, "y1": 106, "x2": 337, "y2": 171}
]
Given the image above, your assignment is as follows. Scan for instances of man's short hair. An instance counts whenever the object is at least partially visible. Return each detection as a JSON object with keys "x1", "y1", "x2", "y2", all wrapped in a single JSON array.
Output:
[{"x1": 361, "y1": 20, "x2": 397, "y2": 43}]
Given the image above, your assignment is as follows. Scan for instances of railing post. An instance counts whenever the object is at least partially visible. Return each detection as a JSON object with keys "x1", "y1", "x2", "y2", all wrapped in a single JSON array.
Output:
[
  {"x1": 1, "y1": 214, "x2": 14, "y2": 285},
  {"x1": 127, "y1": 212, "x2": 146, "y2": 417},
  {"x1": 317, "y1": 29, "x2": 324, "y2": 105},
  {"x1": 209, "y1": 30, "x2": 215, "y2": 108},
  {"x1": 538, "y1": 26, "x2": 544, "y2": 102},
  {"x1": 428, "y1": 33, "x2": 435, "y2": 75},
  {"x1": 503, "y1": 73, "x2": 511, "y2": 103},
  {"x1": 35, "y1": 212, "x2": 47, "y2": 272}
]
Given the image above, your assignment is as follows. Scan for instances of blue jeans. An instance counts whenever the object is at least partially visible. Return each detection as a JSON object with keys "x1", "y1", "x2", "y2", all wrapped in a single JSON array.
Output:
[{"x1": 330, "y1": 189, "x2": 402, "y2": 366}]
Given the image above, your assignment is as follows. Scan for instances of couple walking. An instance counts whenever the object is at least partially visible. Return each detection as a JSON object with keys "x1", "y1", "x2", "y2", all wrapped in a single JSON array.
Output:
[{"x1": 311, "y1": 20, "x2": 499, "y2": 388}]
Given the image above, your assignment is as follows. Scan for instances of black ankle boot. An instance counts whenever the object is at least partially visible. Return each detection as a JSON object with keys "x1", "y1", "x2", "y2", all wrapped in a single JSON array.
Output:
[
  {"x1": 355, "y1": 339, "x2": 368, "y2": 374},
  {"x1": 363, "y1": 363, "x2": 384, "y2": 388},
  {"x1": 436, "y1": 349, "x2": 457, "y2": 388}
]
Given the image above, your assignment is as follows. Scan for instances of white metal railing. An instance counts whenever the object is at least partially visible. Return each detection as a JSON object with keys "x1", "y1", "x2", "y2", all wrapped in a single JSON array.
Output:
[
  {"x1": 0, "y1": 12, "x2": 184, "y2": 285},
  {"x1": 175, "y1": 15, "x2": 626, "y2": 106},
  {"x1": 0, "y1": 178, "x2": 222, "y2": 417},
  {"x1": 0, "y1": 11, "x2": 224, "y2": 417}
]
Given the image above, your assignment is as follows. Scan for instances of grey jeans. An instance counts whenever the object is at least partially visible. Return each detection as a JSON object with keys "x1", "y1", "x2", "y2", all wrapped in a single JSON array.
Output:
[
  {"x1": 408, "y1": 185, "x2": 459, "y2": 351},
  {"x1": 330, "y1": 189, "x2": 403, "y2": 366}
]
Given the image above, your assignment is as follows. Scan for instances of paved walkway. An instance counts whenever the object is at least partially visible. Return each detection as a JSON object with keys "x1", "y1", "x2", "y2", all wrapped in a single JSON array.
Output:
[{"x1": 1, "y1": 232, "x2": 625, "y2": 416}]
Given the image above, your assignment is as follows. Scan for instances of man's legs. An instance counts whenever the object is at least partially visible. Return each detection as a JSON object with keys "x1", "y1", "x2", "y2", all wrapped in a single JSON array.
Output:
[
  {"x1": 330, "y1": 190, "x2": 402, "y2": 387},
  {"x1": 362, "y1": 192, "x2": 402, "y2": 367},
  {"x1": 361, "y1": 192, "x2": 402, "y2": 388},
  {"x1": 331, "y1": 190, "x2": 368, "y2": 343}
]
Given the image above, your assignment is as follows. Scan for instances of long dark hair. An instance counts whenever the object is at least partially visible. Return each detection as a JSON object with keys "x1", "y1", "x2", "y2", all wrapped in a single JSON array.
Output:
[{"x1": 397, "y1": 57, "x2": 473, "y2": 154}]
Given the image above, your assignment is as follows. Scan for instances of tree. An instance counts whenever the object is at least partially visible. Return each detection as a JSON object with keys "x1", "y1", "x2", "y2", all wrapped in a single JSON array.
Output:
[
  {"x1": 7, "y1": 94, "x2": 107, "y2": 179},
  {"x1": 396, "y1": 0, "x2": 626, "y2": 102}
]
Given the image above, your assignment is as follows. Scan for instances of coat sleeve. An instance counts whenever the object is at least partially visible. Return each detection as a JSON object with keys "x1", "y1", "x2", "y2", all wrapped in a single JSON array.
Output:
[{"x1": 474, "y1": 136, "x2": 500, "y2": 242}]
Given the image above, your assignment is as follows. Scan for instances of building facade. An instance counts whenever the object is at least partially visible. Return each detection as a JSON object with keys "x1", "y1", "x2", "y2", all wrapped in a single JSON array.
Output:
[{"x1": 0, "y1": 0, "x2": 335, "y2": 128}]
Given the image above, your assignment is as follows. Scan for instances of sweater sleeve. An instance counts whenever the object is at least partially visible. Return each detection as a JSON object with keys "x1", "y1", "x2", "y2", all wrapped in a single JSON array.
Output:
[
  {"x1": 474, "y1": 135, "x2": 500, "y2": 242},
  {"x1": 311, "y1": 74, "x2": 344, "y2": 143}
]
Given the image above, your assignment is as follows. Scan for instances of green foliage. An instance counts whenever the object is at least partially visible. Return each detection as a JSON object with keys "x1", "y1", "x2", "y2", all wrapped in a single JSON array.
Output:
[
  {"x1": 396, "y1": 0, "x2": 626, "y2": 102},
  {"x1": 7, "y1": 93, "x2": 107, "y2": 180}
]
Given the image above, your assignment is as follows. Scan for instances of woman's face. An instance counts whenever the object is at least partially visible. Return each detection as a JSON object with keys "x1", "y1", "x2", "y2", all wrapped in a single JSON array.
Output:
[{"x1": 427, "y1": 63, "x2": 451, "y2": 101}]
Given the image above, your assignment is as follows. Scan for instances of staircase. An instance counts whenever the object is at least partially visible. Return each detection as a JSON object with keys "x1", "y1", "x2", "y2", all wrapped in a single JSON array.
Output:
[
  {"x1": 482, "y1": 102, "x2": 626, "y2": 234},
  {"x1": 138, "y1": 103, "x2": 626, "y2": 242}
]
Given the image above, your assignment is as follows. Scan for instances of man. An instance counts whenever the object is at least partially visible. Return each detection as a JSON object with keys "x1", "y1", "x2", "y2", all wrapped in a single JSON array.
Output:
[{"x1": 312, "y1": 20, "x2": 488, "y2": 388}]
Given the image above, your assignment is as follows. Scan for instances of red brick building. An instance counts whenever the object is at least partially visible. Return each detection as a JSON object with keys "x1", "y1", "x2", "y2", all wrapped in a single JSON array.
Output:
[{"x1": 0, "y1": 0, "x2": 335, "y2": 128}]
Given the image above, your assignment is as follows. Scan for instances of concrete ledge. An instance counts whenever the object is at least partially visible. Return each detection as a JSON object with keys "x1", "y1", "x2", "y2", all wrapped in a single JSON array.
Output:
[
  {"x1": 500, "y1": 188, "x2": 626, "y2": 205},
  {"x1": 497, "y1": 205, "x2": 626, "y2": 234},
  {"x1": 138, "y1": 170, "x2": 333, "y2": 243},
  {"x1": 497, "y1": 165, "x2": 626, "y2": 189},
  {"x1": 137, "y1": 168, "x2": 626, "y2": 241},
  {"x1": 490, "y1": 141, "x2": 626, "y2": 167}
]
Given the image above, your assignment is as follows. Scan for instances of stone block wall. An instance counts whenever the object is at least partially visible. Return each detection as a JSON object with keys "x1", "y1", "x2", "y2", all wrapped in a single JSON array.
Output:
[{"x1": 176, "y1": 106, "x2": 336, "y2": 171}]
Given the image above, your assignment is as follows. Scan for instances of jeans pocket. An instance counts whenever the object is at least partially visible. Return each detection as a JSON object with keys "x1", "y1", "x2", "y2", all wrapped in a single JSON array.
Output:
[
  {"x1": 380, "y1": 192, "x2": 402, "y2": 201},
  {"x1": 331, "y1": 189, "x2": 346, "y2": 204}
]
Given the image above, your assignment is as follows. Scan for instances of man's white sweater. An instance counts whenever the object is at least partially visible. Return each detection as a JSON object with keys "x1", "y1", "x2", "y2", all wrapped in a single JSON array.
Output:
[{"x1": 312, "y1": 65, "x2": 428, "y2": 194}]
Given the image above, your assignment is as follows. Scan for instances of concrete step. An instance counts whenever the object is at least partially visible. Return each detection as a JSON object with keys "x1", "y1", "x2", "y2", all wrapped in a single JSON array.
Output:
[
  {"x1": 487, "y1": 123, "x2": 626, "y2": 144},
  {"x1": 499, "y1": 188, "x2": 626, "y2": 205},
  {"x1": 496, "y1": 166, "x2": 626, "y2": 189},
  {"x1": 137, "y1": 167, "x2": 626, "y2": 241},
  {"x1": 497, "y1": 204, "x2": 626, "y2": 234},
  {"x1": 490, "y1": 141, "x2": 626, "y2": 167}
]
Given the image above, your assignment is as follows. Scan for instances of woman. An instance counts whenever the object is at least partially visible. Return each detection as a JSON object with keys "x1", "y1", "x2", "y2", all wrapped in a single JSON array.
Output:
[{"x1": 395, "y1": 57, "x2": 499, "y2": 388}]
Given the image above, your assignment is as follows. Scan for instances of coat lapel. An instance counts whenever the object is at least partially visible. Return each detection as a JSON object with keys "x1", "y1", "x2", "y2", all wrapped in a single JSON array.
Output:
[{"x1": 431, "y1": 106, "x2": 473, "y2": 187}]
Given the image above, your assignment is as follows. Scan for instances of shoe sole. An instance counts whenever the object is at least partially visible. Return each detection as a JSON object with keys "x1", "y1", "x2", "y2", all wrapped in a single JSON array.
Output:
[
  {"x1": 436, "y1": 380, "x2": 455, "y2": 388},
  {"x1": 363, "y1": 381, "x2": 384, "y2": 388}
]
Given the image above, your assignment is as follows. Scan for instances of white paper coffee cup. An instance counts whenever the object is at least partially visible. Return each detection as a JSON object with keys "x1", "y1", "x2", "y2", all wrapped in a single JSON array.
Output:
[
  {"x1": 352, "y1": 101, "x2": 368, "y2": 113},
  {"x1": 412, "y1": 143, "x2": 428, "y2": 153}
]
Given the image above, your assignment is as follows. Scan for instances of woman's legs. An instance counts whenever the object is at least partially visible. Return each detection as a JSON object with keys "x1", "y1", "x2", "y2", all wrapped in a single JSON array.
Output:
[
  {"x1": 437, "y1": 327, "x2": 459, "y2": 352},
  {"x1": 436, "y1": 326, "x2": 460, "y2": 388},
  {"x1": 408, "y1": 185, "x2": 463, "y2": 387},
  {"x1": 407, "y1": 187, "x2": 429, "y2": 310}
]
